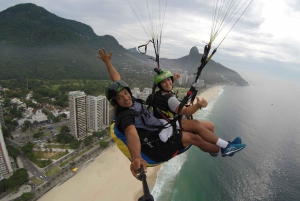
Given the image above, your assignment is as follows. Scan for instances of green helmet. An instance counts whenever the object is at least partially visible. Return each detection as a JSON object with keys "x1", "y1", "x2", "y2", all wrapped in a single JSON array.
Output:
[
  {"x1": 153, "y1": 69, "x2": 173, "y2": 84},
  {"x1": 106, "y1": 80, "x2": 131, "y2": 106}
]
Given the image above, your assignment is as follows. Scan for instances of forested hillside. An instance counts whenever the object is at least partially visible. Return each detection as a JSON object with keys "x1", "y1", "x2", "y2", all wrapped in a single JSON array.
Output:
[{"x1": 0, "y1": 3, "x2": 247, "y2": 87}]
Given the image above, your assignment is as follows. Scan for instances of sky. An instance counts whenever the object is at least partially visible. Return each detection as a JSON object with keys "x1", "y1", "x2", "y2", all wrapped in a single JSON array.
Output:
[{"x1": 1, "y1": 0, "x2": 300, "y2": 83}]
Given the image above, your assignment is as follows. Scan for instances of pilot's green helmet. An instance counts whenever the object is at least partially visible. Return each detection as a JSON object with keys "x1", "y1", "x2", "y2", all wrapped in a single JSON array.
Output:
[{"x1": 153, "y1": 69, "x2": 173, "y2": 85}]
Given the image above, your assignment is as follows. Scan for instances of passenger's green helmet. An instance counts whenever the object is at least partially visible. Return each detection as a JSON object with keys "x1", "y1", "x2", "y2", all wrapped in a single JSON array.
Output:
[
  {"x1": 106, "y1": 80, "x2": 131, "y2": 106},
  {"x1": 153, "y1": 69, "x2": 173, "y2": 84}
]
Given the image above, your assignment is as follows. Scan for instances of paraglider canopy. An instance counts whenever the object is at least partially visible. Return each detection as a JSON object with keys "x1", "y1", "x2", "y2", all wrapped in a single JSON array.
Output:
[
  {"x1": 194, "y1": 0, "x2": 254, "y2": 82},
  {"x1": 178, "y1": 0, "x2": 254, "y2": 114},
  {"x1": 210, "y1": 0, "x2": 254, "y2": 46},
  {"x1": 126, "y1": 0, "x2": 168, "y2": 68}
]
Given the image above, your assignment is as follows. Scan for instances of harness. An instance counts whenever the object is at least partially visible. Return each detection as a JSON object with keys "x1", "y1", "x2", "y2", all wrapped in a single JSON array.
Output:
[
  {"x1": 146, "y1": 90, "x2": 187, "y2": 130},
  {"x1": 111, "y1": 98, "x2": 190, "y2": 166},
  {"x1": 146, "y1": 91, "x2": 173, "y2": 115}
]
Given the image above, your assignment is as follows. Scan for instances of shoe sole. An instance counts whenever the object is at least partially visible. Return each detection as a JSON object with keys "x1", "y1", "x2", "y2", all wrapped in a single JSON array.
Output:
[
  {"x1": 222, "y1": 146, "x2": 245, "y2": 157},
  {"x1": 209, "y1": 153, "x2": 218, "y2": 157}
]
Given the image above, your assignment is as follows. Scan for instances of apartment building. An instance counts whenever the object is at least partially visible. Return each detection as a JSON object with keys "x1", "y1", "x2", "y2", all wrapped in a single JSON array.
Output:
[
  {"x1": 0, "y1": 104, "x2": 4, "y2": 127},
  {"x1": 0, "y1": 124, "x2": 13, "y2": 180},
  {"x1": 86, "y1": 95, "x2": 111, "y2": 132},
  {"x1": 68, "y1": 91, "x2": 87, "y2": 140}
]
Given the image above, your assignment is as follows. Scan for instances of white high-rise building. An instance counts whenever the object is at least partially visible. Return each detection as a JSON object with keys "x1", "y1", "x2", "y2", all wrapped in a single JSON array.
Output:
[
  {"x1": 0, "y1": 104, "x2": 4, "y2": 127},
  {"x1": 196, "y1": 79, "x2": 204, "y2": 87},
  {"x1": 86, "y1": 95, "x2": 111, "y2": 132},
  {"x1": 108, "y1": 105, "x2": 114, "y2": 123},
  {"x1": 0, "y1": 124, "x2": 13, "y2": 179},
  {"x1": 68, "y1": 91, "x2": 87, "y2": 140}
]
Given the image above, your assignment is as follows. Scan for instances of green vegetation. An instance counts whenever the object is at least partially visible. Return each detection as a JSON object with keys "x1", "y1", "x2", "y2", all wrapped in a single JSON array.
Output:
[
  {"x1": 30, "y1": 177, "x2": 44, "y2": 186},
  {"x1": 100, "y1": 140, "x2": 109, "y2": 148},
  {"x1": 15, "y1": 192, "x2": 35, "y2": 201},
  {"x1": 59, "y1": 160, "x2": 70, "y2": 168},
  {"x1": 45, "y1": 144, "x2": 71, "y2": 149},
  {"x1": 49, "y1": 151, "x2": 68, "y2": 160},
  {"x1": 32, "y1": 131, "x2": 44, "y2": 139},
  {"x1": 0, "y1": 169, "x2": 28, "y2": 193},
  {"x1": 0, "y1": 4, "x2": 155, "y2": 89},
  {"x1": 21, "y1": 143, "x2": 52, "y2": 168},
  {"x1": 45, "y1": 166, "x2": 61, "y2": 177},
  {"x1": 92, "y1": 130, "x2": 106, "y2": 138},
  {"x1": 6, "y1": 145, "x2": 20, "y2": 160},
  {"x1": 1, "y1": 4, "x2": 247, "y2": 88},
  {"x1": 56, "y1": 133, "x2": 80, "y2": 149},
  {"x1": 17, "y1": 125, "x2": 77, "y2": 168},
  {"x1": 59, "y1": 148, "x2": 92, "y2": 168},
  {"x1": 83, "y1": 136, "x2": 93, "y2": 146}
]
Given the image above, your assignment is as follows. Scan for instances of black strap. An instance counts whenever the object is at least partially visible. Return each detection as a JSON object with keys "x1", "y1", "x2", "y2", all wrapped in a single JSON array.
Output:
[
  {"x1": 137, "y1": 40, "x2": 152, "y2": 54},
  {"x1": 177, "y1": 86, "x2": 198, "y2": 115}
]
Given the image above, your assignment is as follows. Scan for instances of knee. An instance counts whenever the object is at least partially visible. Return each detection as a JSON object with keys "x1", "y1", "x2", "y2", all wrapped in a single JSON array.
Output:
[
  {"x1": 182, "y1": 132, "x2": 204, "y2": 146},
  {"x1": 190, "y1": 134, "x2": 205, "y2": 146},
  {"x1": 193, "y1": 119, "x2": 209, "y2": 131},
  {"x1": 191, "y1": 134, "x2": 218, "y2": 152},
  {"x1": 206, "y1": 122, "x2": 215, "y2": 132}
]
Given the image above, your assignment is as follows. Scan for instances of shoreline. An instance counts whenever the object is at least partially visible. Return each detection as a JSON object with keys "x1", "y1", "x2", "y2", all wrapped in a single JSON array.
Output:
[
  {"x1": 39, "y1": 85, "x2": 220, "y2": 201},
  {"x1": 39, "y1": 145, "x2": 148, "y2": 201}
]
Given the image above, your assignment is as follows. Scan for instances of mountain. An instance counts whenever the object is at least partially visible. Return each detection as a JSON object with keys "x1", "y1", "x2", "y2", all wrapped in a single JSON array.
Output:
[
  {"x1": 0, "y1": 3, "x2": 248, "y2": 86},
  {"x1": 160, "y1": 47, "x2": 248, "y2": 85}
]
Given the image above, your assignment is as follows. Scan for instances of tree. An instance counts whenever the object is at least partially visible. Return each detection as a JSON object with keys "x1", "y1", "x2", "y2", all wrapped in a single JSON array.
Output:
[
  {"x1": 92, "y1": 130, "x2": 105, "y2": 138},
  {"x1": 3, "y1": 97, "x2": 10, "y2": 107},
  {"x1": 5, "y1": 124, "x2": 16, "y2": 132},
  {"x1": 1, "y1": 126, "x2": 11, "y2": 137},
  {"x1": 60, "y1": 113, "x2": 67, "y2": 118},
  {"x1": 7, "y1": 145, "x2": 20, "y2": 160},
  {"x1": 1, "y1": 169, "x2": 28, "y2": 193},
  {"x1": 60, "y1": 125, "x2": 70, "y2": 133},
  {"x1": 16, "y1": 107, "x2": 24, "y2": 119},
  {"x1": 21, "y1": 127, "x2": 27, "y2": 132},
  {"x1": 33, "y1": 120, "x2": 38, "y2": 127},
  {"x1": 4, "y1": 117, "x2": 13, "y2": 126},
  {"x1": 83, "y1": 136, "x2": 93, "y2": 146},
  {"x1": 23, "y1": 120, "x2": 31, "y2": 128},
  {"x1": 20, "y1": 192, "x2": 35, "y2": 200},
  {"x1": 100, "y1": 140, "x2": 109, "y2": 148},
  {"x1": 33, "y1": 131, "x2": 43, "y2": 138},
  {"x1": 69, "y1": 140, "x2": 80, "y2": 149}
]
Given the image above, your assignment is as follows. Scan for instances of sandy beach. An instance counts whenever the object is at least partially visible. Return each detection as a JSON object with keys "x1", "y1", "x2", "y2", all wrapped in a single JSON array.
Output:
[{"x1": 39, "y1": 85, "x2": 220, "y2": 201}]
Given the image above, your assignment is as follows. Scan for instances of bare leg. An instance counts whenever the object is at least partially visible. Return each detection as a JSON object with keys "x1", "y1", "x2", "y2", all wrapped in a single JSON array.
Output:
[
  {"x1": 181, "y1": 119, "x2": 218, "y2": 144},
  {"x1": 181, "y1": 131, "x2": 219, "y2": 153},
  {"x1": 200, "y1": 120, "x2": 214, "y2": 133}
]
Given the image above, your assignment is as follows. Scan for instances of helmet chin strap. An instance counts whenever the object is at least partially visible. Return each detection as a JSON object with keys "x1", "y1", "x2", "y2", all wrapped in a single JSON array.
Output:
[{"x1": 161, "y1": 85, "x2": 173, "y2": 93}]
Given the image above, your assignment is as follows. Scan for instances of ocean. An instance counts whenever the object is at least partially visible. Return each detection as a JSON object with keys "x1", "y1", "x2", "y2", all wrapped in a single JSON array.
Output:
[{"x1": 151, "y1": 72, "x2": 300, "y2": 201}]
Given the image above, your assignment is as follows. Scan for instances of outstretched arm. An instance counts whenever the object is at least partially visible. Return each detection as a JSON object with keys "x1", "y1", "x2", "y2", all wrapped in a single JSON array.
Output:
[
  {"x1": 125, "y1": 125, "x2": 147, "y2": 179},
  {"x1": 97, "y1": 48, "x2": 121, "y2": 81}
]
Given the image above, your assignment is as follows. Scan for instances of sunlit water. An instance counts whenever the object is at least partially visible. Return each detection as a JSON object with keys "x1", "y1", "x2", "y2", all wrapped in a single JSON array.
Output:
[{"x1": 152, "y1": 75, "x2": 300, "y2": 201}]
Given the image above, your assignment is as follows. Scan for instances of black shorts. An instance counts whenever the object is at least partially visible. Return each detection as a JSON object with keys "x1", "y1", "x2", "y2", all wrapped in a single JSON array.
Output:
[{"x1": 140, "y1": 130, "x2": 185, "y2": 163}]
